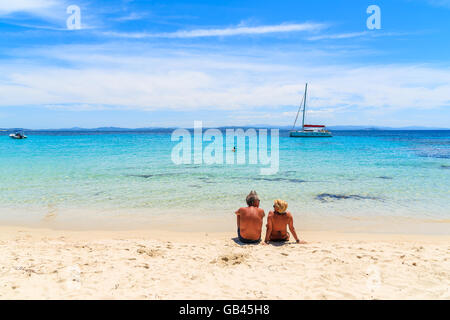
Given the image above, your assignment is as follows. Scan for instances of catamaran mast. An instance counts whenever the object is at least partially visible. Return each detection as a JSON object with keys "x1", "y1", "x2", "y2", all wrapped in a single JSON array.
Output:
[
  {"x1": 291, "y1": 82, "x2": 309, "y2": 131},
  {"x1": 301, "y1": 83, "x2": 307, "y2": 131}
]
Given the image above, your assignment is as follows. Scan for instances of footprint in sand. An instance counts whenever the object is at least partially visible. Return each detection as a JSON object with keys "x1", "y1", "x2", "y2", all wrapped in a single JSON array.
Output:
[
  {"x1": 321, "y1": 257, "x2": 335, "y2": 265},
  {"x1": 136, "y1": 248, "x2": 162, "y2": 257},
  {"x1": 212, "y1": 253, "x2": 248, "y2": 266},
  {"x1": 42, "y1": 205, "x2": 58, "y2": 223}
]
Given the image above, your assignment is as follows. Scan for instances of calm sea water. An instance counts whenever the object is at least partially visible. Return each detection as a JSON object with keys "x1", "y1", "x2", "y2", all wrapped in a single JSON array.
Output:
[{"x1": 0, "y1": 130, "x2": 449, "y2": 232}]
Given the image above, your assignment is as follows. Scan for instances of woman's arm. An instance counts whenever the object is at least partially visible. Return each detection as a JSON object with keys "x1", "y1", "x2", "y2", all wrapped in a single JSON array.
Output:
[
  {"x1": 264, "y1": 212, "x2": 273, "y2": 243},
  {"x1": 288, "y1": 213, "x2": 300, "y2": 243}
]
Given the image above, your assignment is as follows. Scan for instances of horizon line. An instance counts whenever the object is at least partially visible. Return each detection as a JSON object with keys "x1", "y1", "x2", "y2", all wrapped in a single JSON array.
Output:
[{"x1": 2, "y1": 125, "x2": 450, "y2": 131}]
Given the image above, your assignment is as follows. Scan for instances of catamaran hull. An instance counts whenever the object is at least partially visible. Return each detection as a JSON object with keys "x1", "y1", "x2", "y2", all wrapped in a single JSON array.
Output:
[
  {"x1": 290, "y1": 131, "x2": 332, "y2": 138},
  {"x1": 9, "y1": 134, "x2": 27, "y2": 139}
]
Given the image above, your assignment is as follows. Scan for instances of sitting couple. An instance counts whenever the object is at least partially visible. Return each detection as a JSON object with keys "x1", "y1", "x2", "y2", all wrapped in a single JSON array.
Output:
[{"x1": 235, "y1": 191, "x2": 305, "y2": 245}]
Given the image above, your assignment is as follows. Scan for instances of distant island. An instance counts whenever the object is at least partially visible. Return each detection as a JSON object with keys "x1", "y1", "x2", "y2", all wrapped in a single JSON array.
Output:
[{"x1": 1, "y1": 125, "x2": 449, "y2": 132}]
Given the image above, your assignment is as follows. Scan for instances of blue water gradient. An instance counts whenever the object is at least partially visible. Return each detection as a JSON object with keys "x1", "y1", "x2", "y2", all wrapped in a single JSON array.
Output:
[{"x1": 0, "y1": 130, "x2": 449, "y2": 231}]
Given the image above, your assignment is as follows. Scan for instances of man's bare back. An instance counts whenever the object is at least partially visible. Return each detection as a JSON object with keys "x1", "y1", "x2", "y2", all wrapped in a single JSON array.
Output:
[
  {"x1": 235, "y1": 206, "x2": 265, "y2": 241},
  {"x1": 235, "y1": 191, "x2": 265, "y2": 243}
]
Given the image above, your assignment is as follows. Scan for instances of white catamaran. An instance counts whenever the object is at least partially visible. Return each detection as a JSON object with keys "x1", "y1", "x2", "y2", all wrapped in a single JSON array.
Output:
[
  {"x1": 290, "y1": 83, "x2": 332, "y2": 138},
  {"x1": 9, "y1": 131, "x2": 27, "y2": 139}
]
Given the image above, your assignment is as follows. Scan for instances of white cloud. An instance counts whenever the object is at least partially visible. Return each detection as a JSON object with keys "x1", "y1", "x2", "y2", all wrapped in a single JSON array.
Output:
[
  {"x1": 0, "y1": 0, "x2": 98, "y2": 30},
  {"x1": 0, "y1": 0, "x2": 81, "y2": 30},
  {"x1": 113, "y1": 12, "x2": 147, "y2": 22},
  {"x1": 0, "y1": 0, "x2": 68, "y2": 20},
  {"x1": 102, "y1": 23, "x2": 326, "y2": 38},
  {"x1": 43, "y1": 103, "x2": 114, "y2": 111},
  {"x1": 425, "y1": 0, "x2": 450, "y2": 8},
  {"x1": 0, "y1": 0, "x2": 58, "y2": 14},
  {"x1": 1, "y1": 45, "x2": 449, "y2": 118},
  {"x1": 307, "y1": 31, "x2": 414, "y2": 41},
  {"x1": 308, "y1": 32, "x2": 369, "y2": 41}
]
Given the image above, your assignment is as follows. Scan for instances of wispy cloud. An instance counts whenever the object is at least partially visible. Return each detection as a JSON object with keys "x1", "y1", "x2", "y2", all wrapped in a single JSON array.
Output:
[
  {"x1": 424, "y1": 0, "x2": 450, "y2": 8},
  {"x1": 0, "y1": 0, "x2": 69, "y2": 21},
  {"x1": 0, "y1": 0, "x2": 99, "y2": 30},
  {"x1": 308, "y1": 32, "x2": 369, "y2": 41},
  {"x1": 44, "y1": 103, "x2": 115, "y2": 111},
  {"x1": 102, "y1": 22, "x2": 326, "y2": 38},
  {"x1": 0, "y1": 20, "x2": 68, "y2": 30},
  {"x1": 0, "y1": 0, "x2": 79, "y2": 30},
  {"x1": 0, "y1": 0, "x2": 59, "y2": 15},
  {"x1": 113, "y1": 12, "x2": 147, "y2": 22},
  {"x1": 1, "y1": 44, "x2": 449, "y2": 118},
  {"x1": 307, "y1": 31, "x2": 414, "y2": 41}
]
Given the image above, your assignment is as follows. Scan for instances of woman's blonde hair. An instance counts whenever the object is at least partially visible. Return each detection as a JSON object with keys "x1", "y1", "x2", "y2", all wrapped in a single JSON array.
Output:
[{"x1": 273, "y1": 199, "x2": 288, "y2": 213}]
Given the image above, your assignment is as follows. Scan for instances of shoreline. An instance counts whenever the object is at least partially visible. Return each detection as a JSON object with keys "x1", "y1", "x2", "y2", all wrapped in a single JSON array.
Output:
[
  {"x1": 2, "y1": 224, "x2": 450, "y2": 240},
  {"x1": 1, "y1": 207, "x2": 449, "y2": 235},
  {"x1": 1, "y1": 224, "x2": 450, "y2": 238},
  {"x1": 1, "y1": 226, "x2": 449, "y2": 299},
  {"x1": 0, "y1": 210, "x2": 450, "y2": 236}
]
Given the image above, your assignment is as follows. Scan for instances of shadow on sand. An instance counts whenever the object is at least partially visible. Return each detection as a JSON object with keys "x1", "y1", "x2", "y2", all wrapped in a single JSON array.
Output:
[
  {"x1": 232, "y1": 237, "x2": 290, "y2": 246},
  {"x1": 231, "y1": 237, "x2": 260, "y2": 246}
]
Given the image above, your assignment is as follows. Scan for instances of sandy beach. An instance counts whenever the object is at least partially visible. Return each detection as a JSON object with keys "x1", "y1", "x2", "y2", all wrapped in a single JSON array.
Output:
[{"x1": 0, "y1": 226, "x2": 448, "y2": 300}]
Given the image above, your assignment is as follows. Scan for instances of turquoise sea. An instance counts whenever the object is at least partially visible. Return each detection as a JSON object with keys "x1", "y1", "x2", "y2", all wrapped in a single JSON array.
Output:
[{"x1": 0, "y1": 130, "x2": 449, "y2": 233}]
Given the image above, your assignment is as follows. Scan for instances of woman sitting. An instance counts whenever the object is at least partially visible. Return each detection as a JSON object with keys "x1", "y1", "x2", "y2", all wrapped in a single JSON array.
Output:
[{"x1": 264, "y1": 199, "x2": 305, "y2": 244}]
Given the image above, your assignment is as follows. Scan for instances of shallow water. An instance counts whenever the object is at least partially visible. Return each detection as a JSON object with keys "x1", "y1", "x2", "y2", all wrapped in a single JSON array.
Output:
[{"x1": 0, "y1": 130, "x2": 449, "y2": 232}]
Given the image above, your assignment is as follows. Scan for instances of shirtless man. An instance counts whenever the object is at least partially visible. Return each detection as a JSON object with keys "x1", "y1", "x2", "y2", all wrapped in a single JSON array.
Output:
[
  {"x1": 235, "y1": 191, "x2": 265, "y2": 244},
  {"x1": 264, "y1": 199, "x2": 306, "y2": 244}
]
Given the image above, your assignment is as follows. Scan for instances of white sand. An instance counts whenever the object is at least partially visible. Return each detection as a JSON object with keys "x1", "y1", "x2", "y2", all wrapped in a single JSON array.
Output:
[{"x1": 0, "y1": 226, "x2": 448, "y2": 300}]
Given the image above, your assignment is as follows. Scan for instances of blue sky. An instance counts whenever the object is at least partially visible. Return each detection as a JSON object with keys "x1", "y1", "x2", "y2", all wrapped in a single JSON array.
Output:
[{"x1": 0, "y1": 0, "x2": 449, "y2": 128}]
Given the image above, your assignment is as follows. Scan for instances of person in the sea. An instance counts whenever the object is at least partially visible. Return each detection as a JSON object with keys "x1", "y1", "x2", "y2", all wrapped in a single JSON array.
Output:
[
  {"x1": 264, "y1": 199, "x2": 305, "y2": 244},
  {"x1": 235, "y1": 191, "x2": 265, "y2": 244}
]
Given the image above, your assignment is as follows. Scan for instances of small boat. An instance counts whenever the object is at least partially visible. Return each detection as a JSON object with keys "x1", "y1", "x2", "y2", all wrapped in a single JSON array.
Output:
[
  {"x1": 9, "y1": 132, "x2": 27, "y2": 139},
  {"x1": 290, "y1": 83, "x2": 332, "y2": 138}
]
